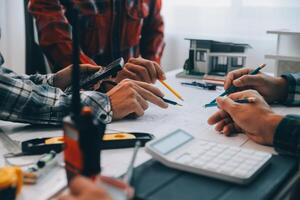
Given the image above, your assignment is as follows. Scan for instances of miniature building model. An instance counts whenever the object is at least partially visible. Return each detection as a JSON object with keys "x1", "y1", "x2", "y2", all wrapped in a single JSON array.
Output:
[{"x1": 183, "y1": 39, "x2": 250, "y2": 76}]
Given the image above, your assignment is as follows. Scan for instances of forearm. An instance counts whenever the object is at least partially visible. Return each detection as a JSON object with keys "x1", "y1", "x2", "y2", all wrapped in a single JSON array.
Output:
[
  {"x1": 274, "y1": 114, "x2": 300, "y2": 157},
  {"x1": 0, "y1": 74, "x2": 112, "y2": 125},
  {"x1": 0, "y1": 66, "x2": 55, "y2": 85}
]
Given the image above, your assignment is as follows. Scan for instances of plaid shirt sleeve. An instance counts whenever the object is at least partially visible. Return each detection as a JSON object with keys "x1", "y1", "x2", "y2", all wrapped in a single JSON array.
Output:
[
  {"x1": 28, "y1": 0, "x2": 96, "y2": 71},
  {"x1": 274, "y1": 114, "x2": 300, "y2": 158},
  {"x1": 0, "y1": 66, "x2": 112, "y2": 125},
  {"x1": 281, "y1": 73, "x2": 300, "y2": 106},
  {"x1": 273, "y1": 73, "x2": 300, "y2": 157},
  {"x1": 140, "y1": 0, "x2": 165, "y2": 64},
  {"x1": 3, "y1": 67, "x2": 55, "y2": 86}
]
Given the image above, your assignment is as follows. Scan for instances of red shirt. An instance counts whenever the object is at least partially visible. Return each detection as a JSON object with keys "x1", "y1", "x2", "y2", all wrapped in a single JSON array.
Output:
[{"x1": 28, "y1": 0, "x2": 165, "y2": 72}]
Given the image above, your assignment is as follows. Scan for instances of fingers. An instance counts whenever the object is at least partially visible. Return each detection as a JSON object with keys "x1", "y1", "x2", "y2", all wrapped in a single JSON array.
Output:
[
  {"x1": 69, "y1": 176, "x2": 97, "y2": 196},
  {"x1": 134, "y1": 91, "x2": 149, "y2": 110},
  {"x1": 57, "y1": 196, "x2": 76, "y2": 200},
  {"x1": 207, "y1": 110, "x2": 230, "y2": 125},
  {"x1": 134, "y1": 80, "x2": 165, "y2": 97},
  {"x1": 152, "y1": 61, "x2": 166, "y2": 80},
  {"x1": 224, "y1": 68, "x2": 251, "y2": 89},
  {"x1": 232, "y1": 74, "x2": 264, "y2": 88},
  {"x1": 132, "y1": 83, "x2": 168, "y2": 109},
  {"x1": 125, "y1": 63, "x2": 152, "y2": 83},
  {"x1": 129, "y1": 57, "x2": 166, "y2": 82},
  {"x1": 228, "y1": 89, "x2": 260, "y2": 101},
  {"x1": 121, "y1": 67, "x2": 142, "y2": 81},
  {"x1": 128, "y1": 58, "x2": 156, "y2": 82},
  {"x1": 80, "y1": 64, "x2": 101, "y2": 73},
  {"x1": 214, "y1": 117, "x2": 232, "y2": 132},
  {"x1": 216, "y1": 96, "x2": 236, "y2": 116}
]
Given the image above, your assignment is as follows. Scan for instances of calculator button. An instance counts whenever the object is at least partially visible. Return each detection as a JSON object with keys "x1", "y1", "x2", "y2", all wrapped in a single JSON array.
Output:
[
  {"x1": 241, "y1": 149, "x2": 254, "y2": 155},
  {"x1": 200, "y1": 154, "x2": 214, "y2": 162},
  {"x1": 205, "y1": 151, "x2": 218, "y2": 157},
  {"x1": 228, "y1": 147, "x2": 240, "y2": 153},
  {"x1": 191, "y1": 160, "x2": 206, "y2": 168},
  {"x1": 176, "y1": 154, "x2": 192, "y2": 164},
  {"x1": 211, "y1": 159, "x2": 226, "y2": 165},
  {"x1": 238, "y1": 164, "x2": 253, "y2": 171},
  {"x1": 204, "y1": 163, "x2": 219, "y2": 171},
  {"x1": 244, "y1": 159, "x2": 258, "y2": 167},
  {"x1": 232, "y1": 169, "x2": 249, "y2": 178},
  {"x1": 218, "y1": 166, "x2": 234, "y2": 174}
]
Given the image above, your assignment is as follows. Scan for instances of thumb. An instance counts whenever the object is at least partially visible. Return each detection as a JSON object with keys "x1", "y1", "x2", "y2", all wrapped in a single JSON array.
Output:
[{"x1": 216, "y1": 97, "x2": 236, "y2": 115}]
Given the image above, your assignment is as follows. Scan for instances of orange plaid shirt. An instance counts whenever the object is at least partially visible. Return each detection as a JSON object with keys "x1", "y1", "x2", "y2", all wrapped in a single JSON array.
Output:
[{"x1": 28, "y1": 0, "x2": 165, "y2": 71}]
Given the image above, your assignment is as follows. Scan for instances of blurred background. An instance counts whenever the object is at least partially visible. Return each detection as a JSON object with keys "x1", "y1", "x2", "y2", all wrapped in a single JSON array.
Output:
[{"x1": 0, "y1": 0, "x2": 300, "y2": 74}]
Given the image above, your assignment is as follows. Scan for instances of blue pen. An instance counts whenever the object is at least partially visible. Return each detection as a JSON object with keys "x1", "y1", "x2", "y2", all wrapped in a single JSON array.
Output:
[{"x1": 207, "y1": 64, "x2": 266, "y2": 105}]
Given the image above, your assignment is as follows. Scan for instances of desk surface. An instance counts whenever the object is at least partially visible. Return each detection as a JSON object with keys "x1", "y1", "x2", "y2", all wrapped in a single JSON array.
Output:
[{"x1": 0, "y1": 69, "x2": 299, "y2": 199}]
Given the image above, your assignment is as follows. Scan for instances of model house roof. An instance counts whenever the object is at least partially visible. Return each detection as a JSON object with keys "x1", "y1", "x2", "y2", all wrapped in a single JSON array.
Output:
[{"x1": 185, "y1": 38, "x2": 251, "y2": 53}]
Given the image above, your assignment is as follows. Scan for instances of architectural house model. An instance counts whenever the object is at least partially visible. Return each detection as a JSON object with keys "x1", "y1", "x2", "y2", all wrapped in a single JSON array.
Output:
[{"x1": 183, "y1": 39, "x2": 250, "y2": 76}]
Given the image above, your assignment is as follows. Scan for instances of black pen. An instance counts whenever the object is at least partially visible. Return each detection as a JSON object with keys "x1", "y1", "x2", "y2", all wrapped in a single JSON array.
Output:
[
  {"x1": 208, "y1": 64, "x2": 266, "y2": 104},
  {"x1": 181, "y1": 81, "x2": 217, "y2": 90},
  {"x1": 161, "y1": 97, "x2": 183, "y2": 106},
  {"x1": 123, "y1": 141, "x2": 141, "y2": 185},
  {"x1": 204, "y1": 97, "x2": 256, "y2": 108}
]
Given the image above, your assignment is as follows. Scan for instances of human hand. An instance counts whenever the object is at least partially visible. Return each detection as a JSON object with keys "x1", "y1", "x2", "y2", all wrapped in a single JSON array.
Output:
[
  {"x1": 207, "y1": 90, "x2": 283, "y2": 145},
  {"x1": 53, "y1": 64, "x2": 101, "y2": 90},
  {"x1": 107, "y1": 79, "x2": 168, "y2": 120},
  {"x1": 58, "y1": 176, "x2": 113, "y2": 200},
  {"x1": 115, "y1": 57, "x2": 166, "y2": 84},
  {"x1": 224, "y1": 68, "x2": 288, "y2": 103}
]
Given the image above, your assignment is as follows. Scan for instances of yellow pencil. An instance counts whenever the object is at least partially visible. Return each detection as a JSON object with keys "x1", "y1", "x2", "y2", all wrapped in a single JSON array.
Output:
[{"x1": 159, "y1": 80, "x2": 184, "y2": 101}]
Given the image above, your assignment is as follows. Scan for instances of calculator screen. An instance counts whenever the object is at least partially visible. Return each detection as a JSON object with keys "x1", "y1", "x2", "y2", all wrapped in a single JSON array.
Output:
[{"x1": 151, "y1": 130, "x2": 193, "y2": 155}]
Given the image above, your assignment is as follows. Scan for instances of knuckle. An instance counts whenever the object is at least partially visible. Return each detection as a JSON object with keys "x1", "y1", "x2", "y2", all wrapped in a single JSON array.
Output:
[
  {"x1": 124, "y1": 80, "x2": 134, "y2": 87},
  {"x1": 128, "y1": 89, "x2": 136, "y2": 97}
]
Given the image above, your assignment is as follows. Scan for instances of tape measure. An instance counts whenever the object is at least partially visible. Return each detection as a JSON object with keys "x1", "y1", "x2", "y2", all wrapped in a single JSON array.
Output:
[{"x1": 21, "y1": 132, "x2": 154, "y2": 155}]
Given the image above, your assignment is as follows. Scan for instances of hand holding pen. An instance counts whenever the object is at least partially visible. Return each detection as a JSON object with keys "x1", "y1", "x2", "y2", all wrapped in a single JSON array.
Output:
[
  {"x1": 207, "y1": 90, "x2": 282, "y2": 145},
  {"x1": 207, "y1": 64, "x2": 266, "y2": 106},
  {"x1": 223, "y1": 65, "x2": 289, "y2": 103}
]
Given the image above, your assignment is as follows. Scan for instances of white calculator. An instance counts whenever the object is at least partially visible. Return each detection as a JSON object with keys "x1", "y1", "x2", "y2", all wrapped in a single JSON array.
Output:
[{"x1": 145, "y1": 129, "x2": 272, "y2": 184}]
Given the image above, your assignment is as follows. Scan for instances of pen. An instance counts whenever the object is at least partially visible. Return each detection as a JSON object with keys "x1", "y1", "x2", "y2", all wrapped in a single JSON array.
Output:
[
  {"x1": 159, "y1": 80, "x2": 184, "y2": 101},
  {"x1": 161, "y1": 97, "x2": 183, "y2": 106},
  {"x1": 204, "y1": 97, "x2": 256, "y2": 108},
  {"x1": 26, "y1": 151, "x2": 58, "y2": 183},
  {"x1": 123, "y1": 141, "x2": 141, "y2": 185},
  {"x1": 181, "y1": 81, "x2": 217, "y2": 90},
  {"x1": 208, "y1": 64, "x2": 266, "y2": 104}
]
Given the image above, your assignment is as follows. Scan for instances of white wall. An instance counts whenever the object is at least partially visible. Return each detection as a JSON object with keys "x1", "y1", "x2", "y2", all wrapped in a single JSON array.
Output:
[
  {"x1": 0, "y1": 0, "x2": 25, "y2": 74},
  {"x1": 1, "y1": 0, "x2": 300, "y2": 74},
  {"x1": 161, "y1": 0, "x2": 300, "y2": 73}
]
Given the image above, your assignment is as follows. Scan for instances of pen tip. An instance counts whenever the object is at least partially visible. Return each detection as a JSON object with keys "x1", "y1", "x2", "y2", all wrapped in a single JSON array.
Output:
[
  {"x1": 259, "y1": 64, "x2": 266, "y2": 69},
  {"x1": 177, "y1": 103, "x2": 183, "y2": 106}
]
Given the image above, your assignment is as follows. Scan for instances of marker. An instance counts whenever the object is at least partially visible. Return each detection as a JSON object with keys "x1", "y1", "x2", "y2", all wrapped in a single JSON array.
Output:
[
  {"x1": 161, "y1": 97, "x2": 182, "y2": 106},
  {"x1": 159, "y1": 80, "x2": 184, "y2": 101},
  {"x1": 123, "y1": 141, "x2": 141, "y2": 185},
  {"x1": 204, "y1": 97, "x2": 256, "y2": 108},
  {"x1": 208, "y1": 64, "x2": 266, "y2": 104}
]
